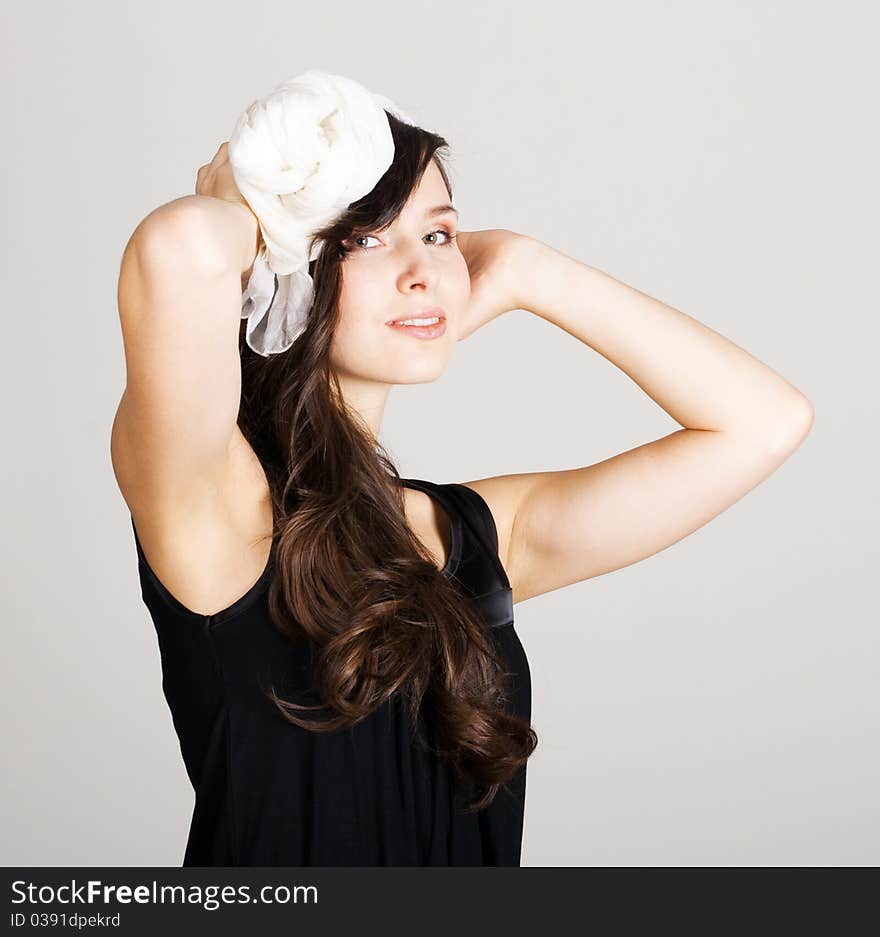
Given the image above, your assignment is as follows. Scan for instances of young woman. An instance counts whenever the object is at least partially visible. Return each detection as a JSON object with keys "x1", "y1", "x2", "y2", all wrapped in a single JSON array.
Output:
[{"x1": 111, "y1": 113, "x2": 813, "y2": 867}]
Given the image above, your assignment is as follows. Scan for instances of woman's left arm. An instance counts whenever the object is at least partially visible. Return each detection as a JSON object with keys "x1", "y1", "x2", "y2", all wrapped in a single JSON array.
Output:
[{"x1": 456, "y1": 232, "x2": 814, "y2": 605}]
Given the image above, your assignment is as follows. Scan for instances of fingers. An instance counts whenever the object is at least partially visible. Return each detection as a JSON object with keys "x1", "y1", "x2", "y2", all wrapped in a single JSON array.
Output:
[
  {"x1": 195, "y1": 142, "x2": 230, "y2": 193},
  {"x1": 203, "y1": 143, "x2": 227, "y2": 172}
]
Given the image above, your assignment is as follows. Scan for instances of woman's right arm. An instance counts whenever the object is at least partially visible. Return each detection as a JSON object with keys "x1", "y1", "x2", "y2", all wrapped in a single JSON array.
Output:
[{"x1": 111, "y1": 194, "x2": 260, "y2": 517}]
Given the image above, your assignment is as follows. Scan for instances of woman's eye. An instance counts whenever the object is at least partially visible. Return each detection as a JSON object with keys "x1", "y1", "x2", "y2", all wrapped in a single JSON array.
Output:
[
  {"x1": 426, "y1": 229, "x2": 456, "y2": 246},
  {"x1": 347, "y1": 229, "x2": 456, "y2": 251},
  {"x1": 351, "y1": 234, "x2": 381, "y2": 249}
]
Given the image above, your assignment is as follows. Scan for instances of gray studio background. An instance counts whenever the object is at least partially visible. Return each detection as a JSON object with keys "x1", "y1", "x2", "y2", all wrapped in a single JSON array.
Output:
[{"x1": 3, "y1": 0, "x2": 876, "y2": 866}]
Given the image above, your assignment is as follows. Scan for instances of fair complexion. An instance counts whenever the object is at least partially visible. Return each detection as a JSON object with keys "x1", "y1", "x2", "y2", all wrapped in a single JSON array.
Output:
[
  {"x1": 329, "y1": 160, "x2": 471, "y2": 436},
  {"x1": 450, "y1": 235, "x2": 814, "y2": 604},
  {"x1": 191, "y1": 140, "x2": 814, "y2": 606},
  {"x1": 330, "y1": 192, "x2": 814, "y2": 605}
]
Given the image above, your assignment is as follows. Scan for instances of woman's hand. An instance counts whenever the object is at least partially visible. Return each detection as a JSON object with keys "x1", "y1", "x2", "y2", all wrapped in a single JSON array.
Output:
[
  {"x1": 196, "y1": 141, "x2": 262, "y2": 287},
  {"x1": 196, "y1": 142, "x2": 248, "y2": 205},
  {"x1": 454, "y1": 229, "x2": 534, "y2": 341}
]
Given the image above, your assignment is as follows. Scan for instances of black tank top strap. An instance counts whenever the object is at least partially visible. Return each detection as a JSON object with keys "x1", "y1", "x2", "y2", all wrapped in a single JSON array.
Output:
[{"x1": 401, "y1": 477, "x2": 514, "y2": 629}]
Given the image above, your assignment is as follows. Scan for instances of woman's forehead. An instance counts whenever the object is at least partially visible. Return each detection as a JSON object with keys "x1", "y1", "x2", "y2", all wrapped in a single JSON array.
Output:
[{"x1": 397, "y1": 167, "x2": 456, "y2": 224}]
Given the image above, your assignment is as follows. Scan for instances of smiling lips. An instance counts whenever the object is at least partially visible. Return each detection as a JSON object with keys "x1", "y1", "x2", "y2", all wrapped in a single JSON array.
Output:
[{"x1": 386, "y1": 307, "x2": 447, "y2": 340}]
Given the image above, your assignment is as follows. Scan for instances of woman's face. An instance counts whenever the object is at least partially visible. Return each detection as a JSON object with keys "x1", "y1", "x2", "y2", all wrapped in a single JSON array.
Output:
[{"x1": 330, "y1": 160, "x2": 470, "y2": 386}]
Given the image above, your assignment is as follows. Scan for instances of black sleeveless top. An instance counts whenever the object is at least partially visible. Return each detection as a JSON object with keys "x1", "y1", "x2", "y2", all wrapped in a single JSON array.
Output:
[{"x1": 130, "y1": 478, "x2": 531, "y2": 866}]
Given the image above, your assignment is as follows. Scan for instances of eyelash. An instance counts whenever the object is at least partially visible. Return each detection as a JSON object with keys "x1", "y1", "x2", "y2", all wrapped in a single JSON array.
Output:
[{"x1": 347, "y1": 228, "x2": 457, "y2": 251}]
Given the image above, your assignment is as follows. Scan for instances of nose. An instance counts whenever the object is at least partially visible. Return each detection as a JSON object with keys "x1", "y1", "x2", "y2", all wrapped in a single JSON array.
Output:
[{"x1": 396, "y1": 248, "x2": 440, "y2": 294}]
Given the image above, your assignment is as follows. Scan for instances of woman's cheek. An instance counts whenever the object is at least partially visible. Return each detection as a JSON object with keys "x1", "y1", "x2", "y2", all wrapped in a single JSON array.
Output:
[{"x1": 455, "y1": 263, "x2": 472, "y2": 304}]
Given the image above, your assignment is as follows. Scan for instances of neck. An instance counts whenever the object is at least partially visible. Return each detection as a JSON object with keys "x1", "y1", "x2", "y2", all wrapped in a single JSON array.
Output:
[{"x1": 333, "y1": 371, "x2": 392, "y2": 440}]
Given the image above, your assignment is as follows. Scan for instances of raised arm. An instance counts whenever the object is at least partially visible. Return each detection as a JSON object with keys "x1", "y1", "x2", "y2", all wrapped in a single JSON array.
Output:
[
  {"x1": 457, "y1": 234, "x2": 814, "y2": 605},
  {"x1": 111, "y1": 191, "x2": 260, "y2": 517}
]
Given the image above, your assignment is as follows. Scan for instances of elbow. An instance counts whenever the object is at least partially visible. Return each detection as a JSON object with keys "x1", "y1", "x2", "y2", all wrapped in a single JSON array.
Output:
[
  {"x1": 763, "y1": 395, "x2": 815, "y2": 457},
  {"x1": 787, "y1": 394, "x2": 815, "y2": 442}
]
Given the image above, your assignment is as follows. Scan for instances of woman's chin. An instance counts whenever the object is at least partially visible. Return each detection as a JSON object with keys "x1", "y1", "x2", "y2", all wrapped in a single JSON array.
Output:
[{"x1": 389, "y1": 359, "x2": 450, "y2": 386}]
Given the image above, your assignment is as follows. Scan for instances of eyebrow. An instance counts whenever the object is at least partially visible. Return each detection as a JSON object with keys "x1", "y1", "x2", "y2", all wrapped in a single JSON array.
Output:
[{"x1": 425, "y1": 203, "x2": 459, "y2": 218}]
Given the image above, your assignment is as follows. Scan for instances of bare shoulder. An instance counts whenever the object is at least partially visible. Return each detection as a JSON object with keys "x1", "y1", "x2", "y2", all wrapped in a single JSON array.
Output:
[
  {"x1": 457, "y1": 474, "x2": 535, "y2": 599},
  {"x1": 116, "y1": 422, "x2": 273, "y2": 618}
]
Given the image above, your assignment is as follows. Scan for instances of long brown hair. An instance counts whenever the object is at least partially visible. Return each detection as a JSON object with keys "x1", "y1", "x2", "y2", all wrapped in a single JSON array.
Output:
[{"x1": 237, "y1": 111, "x2": 537, "y2": 812}]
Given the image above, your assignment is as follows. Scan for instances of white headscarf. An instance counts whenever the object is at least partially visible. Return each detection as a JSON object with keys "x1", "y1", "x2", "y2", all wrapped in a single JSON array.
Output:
[{"x1": 228, "y1": 70, "x2": 418, "y2": 356}]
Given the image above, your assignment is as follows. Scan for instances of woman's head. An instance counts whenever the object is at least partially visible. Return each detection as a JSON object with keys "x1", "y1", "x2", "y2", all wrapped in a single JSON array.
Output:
[
  {"x1": 237, "y1": 111, "x2": 537, "y2": 812},
  {"x1": 331, "y1": 158, "x2": 468, "y2": 387},
  {"x1": 301, "y1": 112, "x2": 469, "y2": 396}
]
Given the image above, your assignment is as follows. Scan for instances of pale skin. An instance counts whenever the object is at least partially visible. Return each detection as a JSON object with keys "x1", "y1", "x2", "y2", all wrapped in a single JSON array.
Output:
[{"x1": 111, "y1": 143, "x2": 813, "y2": 615}]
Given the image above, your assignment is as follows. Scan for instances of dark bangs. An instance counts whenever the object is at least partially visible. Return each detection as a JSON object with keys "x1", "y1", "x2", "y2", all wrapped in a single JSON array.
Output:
[{"x1": 308, "y1": 111, "x2": 453, "y2": 267}]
